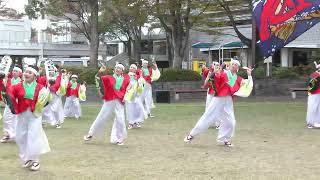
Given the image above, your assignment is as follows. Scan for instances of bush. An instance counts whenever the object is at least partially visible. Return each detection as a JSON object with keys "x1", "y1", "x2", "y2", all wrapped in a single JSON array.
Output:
[
  {"x1": 158, "y1": 69, "x2": 201, "y2": 82},
  {"x1": 291, "y1": 65, "x2": 314, "y2": 77},
  {"x1": 272, "y1": 67, "x2": 299, "y2": 79},
  {"x1": 237, "y1": 67, "x2": 265, "y2": 79},
  {"x1": 61, "y1": 66, "x2": 107, "y2": 85}
]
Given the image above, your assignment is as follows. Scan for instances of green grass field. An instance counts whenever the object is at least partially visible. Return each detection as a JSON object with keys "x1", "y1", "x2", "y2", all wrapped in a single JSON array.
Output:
[{"x1": 0, "y1": 101, "x2": 319, "y2": 180}]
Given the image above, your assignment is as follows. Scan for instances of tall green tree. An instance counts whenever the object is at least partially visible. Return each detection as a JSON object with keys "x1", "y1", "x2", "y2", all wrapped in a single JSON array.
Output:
[
  {"x1": 149, "y1": 0, "x2": 211, "y2": 68},
  {"x1": 101, "y1": 0, "x2": 148, "y2": 63},
  {"x1": 25, "y1": 0, "x2": 100, "y2": 67}
]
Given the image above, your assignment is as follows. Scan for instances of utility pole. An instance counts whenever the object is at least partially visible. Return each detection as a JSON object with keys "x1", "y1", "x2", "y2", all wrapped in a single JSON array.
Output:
[{"x1": 251, "y1": 12, "x2": 257, "y2": 96}]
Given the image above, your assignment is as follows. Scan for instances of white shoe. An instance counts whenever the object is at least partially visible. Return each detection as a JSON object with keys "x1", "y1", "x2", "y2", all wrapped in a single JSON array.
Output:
[
  {"x1": 148, "y1": 114, "x2": 155, "y2": 118},
  {"x1": 83, "y1": 135, "x2": 92, "y2": 141},
  {"x1": 224, "y1": 141, "x2": 234, "y2": 147},
  {"x1": 22, "y1": 160, "x2": 33, "y2": 168},
  {"x1": 184, "y1": 135, "x2": 193, "y2": 143},
  {"x1": 0, "y1": 136, "x2": 10, "y2": 143},
  {"x1": 307, "y1": 124, "x2": 314, "y2": 129},
  {"x1": 55, "y1": 124, "x2": 61, "y2": 129},
  {"x1": 29, "y1": 162, "x2": 40, "y2": 171},
  {"x1": 116, "y1": 142, "x2": 124, "y2": 146}
]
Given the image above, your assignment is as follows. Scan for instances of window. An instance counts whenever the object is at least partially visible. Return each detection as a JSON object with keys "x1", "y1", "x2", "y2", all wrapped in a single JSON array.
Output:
[
  {"x1": 106, "y1": 44, "x2": 119, "y2": 56},
  {"x1": 141, "y1": 40, "x2": 153, "y2": 54},
  {"x1": 153, "y1": 41, "x2": 166, "y2": 55}
]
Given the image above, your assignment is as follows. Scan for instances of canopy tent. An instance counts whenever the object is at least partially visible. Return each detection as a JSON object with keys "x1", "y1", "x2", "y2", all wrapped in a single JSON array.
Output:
[
  {"x1": 192, "y1": 42, "x2": 215, "y2": 48},
  {"x1": 222, "y1": 41, "x2": 244, "y2": 48},
  {"x1": 192, "y1": 42, "x2": 216, "y2": 65}
]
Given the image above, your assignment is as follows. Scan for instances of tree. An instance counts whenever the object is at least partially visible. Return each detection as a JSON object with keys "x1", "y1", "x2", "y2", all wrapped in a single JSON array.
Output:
[
  {"x1": 25, "y1": 0, "x2": 101, "y2": 67},
  {"x1": 149, "y1": 0, "x2": 211, "y2": 68},
  {"x1": 0, "y1": 0, "x2": 23, "y2": 19},
  {"x1": 100, "y1": 0, "x2": 149, "y2": 64},
  {"x1": 215, "y1": 0, "x2": 252, "y2": 47}
]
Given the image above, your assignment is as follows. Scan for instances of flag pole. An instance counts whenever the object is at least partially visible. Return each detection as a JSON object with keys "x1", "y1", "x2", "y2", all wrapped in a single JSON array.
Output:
[{"x1": 251, "y1": 11, "x2": 257, "y2": 96}]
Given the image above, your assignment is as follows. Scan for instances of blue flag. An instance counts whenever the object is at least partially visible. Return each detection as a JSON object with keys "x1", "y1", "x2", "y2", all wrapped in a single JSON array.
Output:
[{"x1": 252, "y1": 0, "x2": 320, "y2": 58}]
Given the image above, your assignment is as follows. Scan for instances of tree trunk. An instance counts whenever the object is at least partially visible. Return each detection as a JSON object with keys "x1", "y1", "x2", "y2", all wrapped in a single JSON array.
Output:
[
  {"x1": 132, "y1": 27, "x2": 142, "y2": 64},
  {"x1": 171, "y1": 23, "x2": 183, "y2": 69},
  {"x1": 89, "y1": 0, "x2": 99, "y2": 68},
  {"x1": 166, "y1": 32, "x2": 173, "y2": 67}
]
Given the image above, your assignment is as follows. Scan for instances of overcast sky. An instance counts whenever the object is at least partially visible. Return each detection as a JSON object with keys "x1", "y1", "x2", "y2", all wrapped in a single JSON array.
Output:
[{"x1": 3, "y1": 0, "x2": 28, "y2": 13}]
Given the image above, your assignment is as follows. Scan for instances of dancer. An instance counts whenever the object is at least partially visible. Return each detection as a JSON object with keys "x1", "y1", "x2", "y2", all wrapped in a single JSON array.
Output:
[
  {"x1": 124, "y1": 64, "x2": 146, "y2": 129},
  {"x1": 64, "y1": 74, "x2": 86, "y2": 120},
  {"x1": 42, "y1": 66, "x2": 68, "y2": 128},
  {"x1": 137, "y1": 59, "x2": 160, "y2": 118},
  {"x1": 306, "y1": 61, "x2": 320, "y2": 128},
  {"x1": 7, "y1": 65, "x2": 51, "y2": 171},
  {"x1": 0, "y1": 66, "x2": 22, "y2": 143},
  {"x1": 202, "y1": 62, "x2": 222, "y2": 129},
  {"x1": 84, "y1": 63, "x2": 130, "y2": 145},
  {"x1": 184, "y1": 59, "x2": 252, "y2": 147}
]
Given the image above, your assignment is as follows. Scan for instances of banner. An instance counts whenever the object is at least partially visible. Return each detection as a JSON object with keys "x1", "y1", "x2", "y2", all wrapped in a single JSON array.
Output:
[{"x1": 253, "y1": 0, "x2": 320, "y2": 58}]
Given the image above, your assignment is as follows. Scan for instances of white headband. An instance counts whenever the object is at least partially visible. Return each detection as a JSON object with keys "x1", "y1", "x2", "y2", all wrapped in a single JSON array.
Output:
[
  {"x1": 13, "y1": 67, "x2": 22, "y2": 73},
  {"x1": 212, "y1": 61, "x2": 219, "y2": 65},
  {"x1": 231, "y1": 59, "x2": 241, "y2": 66},
  {"x1": 25, "y1": 67, "x2": 39, "y2": 76},
  {"x1": 141, "y1": 59, "x2": 148, "y2": 64},
  {"x1": 71, "y1": 75, "x2": 78, "y2": 79},
  {"x1": 130, "y1": 64, "x2": 137, "y2": 70},
  {"x1": 115, "y1": 64, "x2": 125, "y2": 71}
]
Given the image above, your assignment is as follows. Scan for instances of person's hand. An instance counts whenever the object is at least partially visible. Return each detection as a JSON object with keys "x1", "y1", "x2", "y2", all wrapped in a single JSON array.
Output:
[
  {"x1": 153, "y1": 62, "x2": 158, "y2": 69},
  {"x1": 99, "y1": 66, "x2": 107, "y2": 73},
  {"x1": 243, "y1": 66, "x2": 252, "y2": 76}
]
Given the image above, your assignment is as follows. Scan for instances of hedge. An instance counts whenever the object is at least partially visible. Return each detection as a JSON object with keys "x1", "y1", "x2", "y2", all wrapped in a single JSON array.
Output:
[
  {"x1": 158, "y1": 69, "x2": 201, "y2": 82},
  {"x1": 59, "y1": 65, "x2": 315, "y2": 84}
]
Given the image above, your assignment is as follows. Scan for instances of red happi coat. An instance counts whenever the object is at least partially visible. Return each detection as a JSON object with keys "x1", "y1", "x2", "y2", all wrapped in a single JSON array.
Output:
[
  {"x1": 310, "y1": 72, "x2": 320, "y2": 95},
  {"x1": 100, "y1": 74, "x2": 130, "y2": 104},
  {"x1": 9, "y1": 81, "x2": 43, "y2": 114},
  {"x1": 49, "y1": 72, "x2": 62, "y2": 93},
  {"x1": 203, "y1": 67, "x2": 218, "y2": 95},
  {"x1": 37, "y1": 75, "x2": 47, "y2": 87},
  {"x1": 136, "y1": 68, "x2": 153, "y2": 84},
  {"x1": 214, "y1": 70, "x2": 243, "y2": 97},
  {"x1": 66, "y1": 82, "x2": 81, "y2": 97},
  {"x1": 0, "y1": 77, "x2": 22, "y2": 102},
  {"x1": 37, "y1": 73, "x2": 62, "y2": 93}
]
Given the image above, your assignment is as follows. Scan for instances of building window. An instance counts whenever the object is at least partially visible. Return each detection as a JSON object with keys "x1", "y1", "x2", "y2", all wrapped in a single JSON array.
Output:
[
  {"x1": 141, "y1": 40, "x2": 153, "y2": 54},
  {"x1": 293, "y1": 51, "x2": 308, "y2": 66},
  {"x1": 106, "y1": 44, "x2": 119, "y2": 56},
  {"x1": 153, "y1": 41, "x2": 166, "y2": 55}
]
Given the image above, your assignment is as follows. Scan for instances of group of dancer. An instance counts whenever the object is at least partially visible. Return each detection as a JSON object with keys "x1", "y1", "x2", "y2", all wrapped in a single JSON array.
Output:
[
  {"x1": 83, "y1": 59, "x2": 160, "y2": 145},
  {"x1": 1, "y1": 55, "x2": 320, "y2": 171},
  {"x1": 0, "y1": 57, "x2": 160, "y2": 171},
  {"x1": 184, "y1": 59, "x2": 253, "y2": 147}
]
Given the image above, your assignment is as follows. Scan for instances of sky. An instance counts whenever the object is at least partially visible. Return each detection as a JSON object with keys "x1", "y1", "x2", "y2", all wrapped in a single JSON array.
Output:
[{"x1": 2, "y1": 0, "x2": 28, "y2": 13}]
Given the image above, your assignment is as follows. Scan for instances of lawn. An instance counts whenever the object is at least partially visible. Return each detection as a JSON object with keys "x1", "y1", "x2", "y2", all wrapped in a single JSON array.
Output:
[{"x1": 0, "y1": 101, "x2": 319, "y2": 180}]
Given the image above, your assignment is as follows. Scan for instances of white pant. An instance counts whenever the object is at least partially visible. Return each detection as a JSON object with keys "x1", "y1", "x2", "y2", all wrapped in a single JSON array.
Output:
[
  {"x1": 126, "y1": 97, "x2": 146, "y2": 125},
  {"x1": 206, "y1": 93, "x2": 221, "y2": 127},
  {"x1": 2, "y1": 105, "x2": 17, "y2": 138},
  {"x1": 43, "y1": 94, "x2": 64, "y2": 125},
  {"x1": 140, "y1": 83, "x2": 154, "y2": 114},
  {"x1": 87, "y1": 99, "x2": 127, "y2": 143},
  {"x1": 306, "y1": 94, "x2": 320, "y2": 126},
  {"x1": 64, "y1": 96, "x2": 81, "y2": 119},
  {"x1": 190, "y1": 96, "x2": 236, "y2": 142},
  {"x1": 16, "y1": 109, "x2": 50, "y2": 163}
]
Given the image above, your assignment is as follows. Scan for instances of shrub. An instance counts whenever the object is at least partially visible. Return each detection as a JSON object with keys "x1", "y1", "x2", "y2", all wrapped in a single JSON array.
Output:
[
  {"x1": 272, "y1": 67, "x2": 299, "y2": 79},
  {"x1": 158, "y1": 69, "x2": 201, "y2": 82},
  {"x1": 291, "y1": 65, "x2": 314, "y2": 77},
  {"x1": 61, "y1": 66, "x2": 102, "y2": 85}
]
